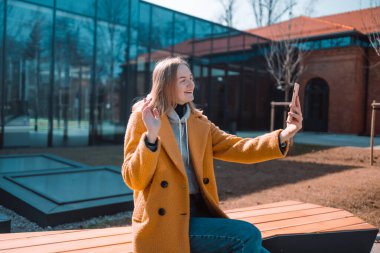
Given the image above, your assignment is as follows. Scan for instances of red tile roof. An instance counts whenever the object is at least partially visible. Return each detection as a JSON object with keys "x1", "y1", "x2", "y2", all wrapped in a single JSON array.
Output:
[
  {"x1": 320, "y1": 6, "x2": 380, "y2": 34},
  {"x1": 247, "y1": 6, "x2": 380, "y2": 41}
]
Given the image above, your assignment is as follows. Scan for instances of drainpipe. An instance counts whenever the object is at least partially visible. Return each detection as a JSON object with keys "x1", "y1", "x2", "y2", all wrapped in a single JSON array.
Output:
[{"x1": 361, "y1": 45, "x2": 370, "y2": 136}]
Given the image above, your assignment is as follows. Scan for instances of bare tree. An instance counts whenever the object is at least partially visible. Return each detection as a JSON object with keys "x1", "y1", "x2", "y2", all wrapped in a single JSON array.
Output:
[
  {"x1": 266, "y1": 38, "x2": 305, "y2": 101},
  {"x1": 24, "y1": 15, "x2": 44, "y2": 132},
  {"x1": 218, "y1": 0, "x2": 236, "y2": 27},
  {"x1": 265, "y1": 4, "x2": 306, "y2": 101},
  {"x1": 367, "y1": 0, "x2": 380, "y2": 56},
  {"x1": 249, "y1": 0, "x2": 296, "y2": 27},
  {"x1": 264, "y1": 6, "x2": 309, "y2": 128}
]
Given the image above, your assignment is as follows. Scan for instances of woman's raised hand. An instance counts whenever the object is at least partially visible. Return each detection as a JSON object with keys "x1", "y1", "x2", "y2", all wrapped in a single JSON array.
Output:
[
  {"x1": 280, "y1": 95, "x2": 303, "y2": 142},
  {"x1": 141, "y1": 98, "x2": 161, "y2": 143}
]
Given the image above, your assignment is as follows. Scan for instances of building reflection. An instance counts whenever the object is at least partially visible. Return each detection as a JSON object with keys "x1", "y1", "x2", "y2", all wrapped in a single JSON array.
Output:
[{"x1": 1, "y1": 0, "x2": 376, "y2": 148}]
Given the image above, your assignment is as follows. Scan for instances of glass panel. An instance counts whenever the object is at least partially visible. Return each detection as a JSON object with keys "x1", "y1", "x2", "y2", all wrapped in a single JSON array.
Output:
[
  {"x1": 129, "y1": 0, "x2": 139, "y2": 60},
  {"x1": 192, "y1": 64, "x2": 201, "y2": 103},
  {"x1": 136, "y1": 53, "x2": 148, "y2": 96},
  {"x1": 53, "y1": 2, "x2": 95, "y2": 146},
  {"x1": 212, "y1": 25, "x2": 228, "y2": 54},
  {"x1": 209, "y1": 67, "x2": 226, "y2": 126},
  {"x1": 23, "y1": 0, "x2": 53, "y2": 7},
  {"x1": 226, "y1": 68, "x2": 241, "y2": 132},
  {"x1": 229, "y1": 30, "x2": 244, "y2": 52},
  {"x1": 56, "y1": 0, "x2": 95, "y2": 17},
  {"x1": 173, "y1": 13, "x2": 193, "y2": 56},
  {"x1": 194, "y1": 20, "x2": 212, "y2": 57},
  {"x1": 96, "y1": 0, "x2": 130, "y2": 142},
  {"x1": 138, "y1": 2, "x2": 150, "y2": 47},
  {"x1": 0, "y1": 155, "x2": 76, "y2": 174},
  {"x1": 151, "y1": 6, "x2": 173, "y2": 50},
  {"x1": 0, "y1": 0, "x2": 4, "y2": 134},
  {"x1": 239, "y1": 70, "x2": 255, "y2": 130},
  {"x1": 244, "y1": 33, "x2": 265, "y2": 50},
  {"x1": 97, "y1": 0, "x2": 129, "y2": 25},
  {"x1": 4, "y1": 0, "x2": 53, "y2": 147}
]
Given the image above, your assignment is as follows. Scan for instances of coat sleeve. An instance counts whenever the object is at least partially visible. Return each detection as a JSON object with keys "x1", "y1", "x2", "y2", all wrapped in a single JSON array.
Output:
[
  {"x1": 121, "y1": 111, "x2": 161, "y2": 191},
  {"x1": 210, "y1": 121, "x2": 289, "y2": 164}
]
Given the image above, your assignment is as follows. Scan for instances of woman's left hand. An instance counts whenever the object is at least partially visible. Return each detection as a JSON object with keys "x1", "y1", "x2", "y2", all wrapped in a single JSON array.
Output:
[{"x1": 280, "y1": 95, "x2": 303, "y2": 142}]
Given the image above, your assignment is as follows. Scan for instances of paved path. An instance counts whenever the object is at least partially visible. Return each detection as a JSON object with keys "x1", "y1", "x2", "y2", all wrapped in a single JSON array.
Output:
[{"x1": 237, "y1": 131, "x2": 380, "y2": 148}]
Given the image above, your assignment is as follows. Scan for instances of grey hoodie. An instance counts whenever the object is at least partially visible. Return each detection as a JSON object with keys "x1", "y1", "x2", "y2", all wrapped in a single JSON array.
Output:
[{"x1": 167, "y1": 104, "x2": 200, "y2": 194}]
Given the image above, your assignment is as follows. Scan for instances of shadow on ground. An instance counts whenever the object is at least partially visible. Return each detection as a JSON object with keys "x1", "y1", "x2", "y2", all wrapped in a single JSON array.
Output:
[
  {"x1": 286, "y1": 143, "x2": 334, "y2": 156},
  {"x1": 214, "y1": 159, "x2": 360, "y2": 201}
]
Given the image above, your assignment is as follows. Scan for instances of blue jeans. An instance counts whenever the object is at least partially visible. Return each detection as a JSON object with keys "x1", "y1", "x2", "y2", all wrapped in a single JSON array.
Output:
[{"x1": 189, "y1": 194, "x2": 270, "y2": 253}]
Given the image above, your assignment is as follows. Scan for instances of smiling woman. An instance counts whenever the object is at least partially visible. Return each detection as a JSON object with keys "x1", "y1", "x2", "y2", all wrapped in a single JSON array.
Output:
[
  {"x1": 176, "y1": 65, "x2": 195, "y2": 105},
  {"x1": 121, "y1": 56, "x2": 303, "y2": 253}
]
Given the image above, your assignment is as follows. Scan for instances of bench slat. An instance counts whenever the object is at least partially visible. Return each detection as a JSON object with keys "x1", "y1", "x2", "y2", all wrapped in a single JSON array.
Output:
[
  {"x1": 321, "y1": 222, "x2": 376, "y2": 232},
  {"x1": 0, "y1": 234, "x2": 133, "y2": 253},
  {"x1": 0, "y1": 230, "x2": 82, "y2": 241},
  {"x1": 0, "y1": 227, "x2": 132, "y2": 251},
  {"x1": 62, "y1": 243, "x2": 133, "y2": 253},
  {"x1": 255, "y1": 210, "x2": 354, "y2": 231},
  {"x1": 0, "y1": 227, "x2": 132, "y2": 241},
  {"x1": 225, "y1": 200, "x2": 302, "y2": 213},
  {"x1": 227, "y1": 203, "x2": 325, "y2": 219},
  {"x1": 262, "y1": 216, "x2": 366, "y2": 238},
  {"x1": 231, "y1": 207, "x2": 339, "y2": 224}
]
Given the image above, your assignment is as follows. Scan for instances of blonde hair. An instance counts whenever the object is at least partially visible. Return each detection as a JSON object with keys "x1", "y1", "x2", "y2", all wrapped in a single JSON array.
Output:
[{"x1": 132, "y1": 57, "x2": 199, "y2": 115}]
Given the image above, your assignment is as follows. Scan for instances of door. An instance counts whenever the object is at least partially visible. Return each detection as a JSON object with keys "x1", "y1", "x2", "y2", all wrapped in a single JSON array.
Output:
[{"x1": 304, "y1": 78, "x2": 329, "y2": 132}]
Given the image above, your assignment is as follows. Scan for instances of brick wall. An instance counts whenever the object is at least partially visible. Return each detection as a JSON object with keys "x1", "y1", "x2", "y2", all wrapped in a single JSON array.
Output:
[
  {"x1": 298, "y1": 46, "x2": 380, "y2": 135},
  {"x1": 366, "y1": 49, "x2": 380, "y2": 135}
]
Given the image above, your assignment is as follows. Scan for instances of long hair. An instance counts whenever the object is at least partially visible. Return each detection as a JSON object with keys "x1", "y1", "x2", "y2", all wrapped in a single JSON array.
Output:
[{"x1": 132, "y1": 57, "x2": 199, "y2": 115}]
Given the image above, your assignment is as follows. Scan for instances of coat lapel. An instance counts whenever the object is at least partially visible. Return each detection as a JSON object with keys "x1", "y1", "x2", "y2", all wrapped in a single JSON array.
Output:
[
  {"x1": 187, "y1": 113, "x2": 210, "y2": 180},
  {"x1": 159, "y1": 115, "x2": 186, "y2": 177}
]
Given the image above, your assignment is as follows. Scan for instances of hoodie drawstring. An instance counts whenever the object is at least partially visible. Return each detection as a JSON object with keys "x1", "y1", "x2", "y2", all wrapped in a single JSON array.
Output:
[
  {"x1": 178, "y1": 118, "x2": 190, "y2": 167},
  {"x1": 178, "y1": 118, "x2": 183, "y2": 158},
  {"x1": 185, "y1": 121, "x2": 190, "y2": 166}
]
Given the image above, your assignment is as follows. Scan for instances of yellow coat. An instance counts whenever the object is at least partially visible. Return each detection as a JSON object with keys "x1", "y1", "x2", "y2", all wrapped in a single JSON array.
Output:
[{"x1": 122, "y1": 109, "x2": 289, "y2": 253}]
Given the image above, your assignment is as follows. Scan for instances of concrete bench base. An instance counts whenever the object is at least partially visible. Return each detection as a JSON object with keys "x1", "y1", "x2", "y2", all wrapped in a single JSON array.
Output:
[{"x1": 0, "y1": 215, "x2": 11, "y2": 233}]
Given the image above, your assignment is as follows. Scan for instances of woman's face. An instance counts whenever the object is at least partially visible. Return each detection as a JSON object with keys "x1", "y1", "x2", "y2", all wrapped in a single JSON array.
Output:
[{"x1": 175, "y1": 64, "x2": 195, "y2": 105}]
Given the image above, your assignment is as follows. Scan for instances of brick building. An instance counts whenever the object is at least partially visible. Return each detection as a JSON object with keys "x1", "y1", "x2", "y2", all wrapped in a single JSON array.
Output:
[{"x1": 248, "y1": 7, "x2": 380, "y2": 135}]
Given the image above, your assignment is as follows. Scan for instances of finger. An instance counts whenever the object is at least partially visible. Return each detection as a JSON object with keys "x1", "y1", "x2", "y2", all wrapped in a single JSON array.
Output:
[
  {"x1": 153, "y1": 108, "x2": 160, "y2": 119},
  {"x1": 290, "y1": 105, "x2": 302, "y2": 115},
  {"x1": 287, "y1": 113, "x2": 300, "y2": 125},
  {"x1": 290, "y1": 99, "x2": 302, "y2": 113},
  {"x1": 286, "y1": 113, "x2": 293, "y2": 123},
  {"x1": 141, "y1": 98, "x2": 152, "y2": 112},
  {"x1": 289, "y1": 112, "x2": 303, "y2": 122}
]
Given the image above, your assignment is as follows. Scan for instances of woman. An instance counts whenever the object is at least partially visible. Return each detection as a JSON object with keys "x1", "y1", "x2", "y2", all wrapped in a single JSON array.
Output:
[{"x1": 122, "y1": 57, "x2": 303, "y2": 253}]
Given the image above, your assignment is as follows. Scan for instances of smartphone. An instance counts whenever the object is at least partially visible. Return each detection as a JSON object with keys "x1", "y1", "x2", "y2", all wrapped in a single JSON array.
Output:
[{"x1": 291, "y1": 83, "x2": 300, "y2": 107}]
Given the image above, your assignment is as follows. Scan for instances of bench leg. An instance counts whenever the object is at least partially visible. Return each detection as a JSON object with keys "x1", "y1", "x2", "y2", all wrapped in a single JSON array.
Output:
[{"x1": 263, "y1": 229, "x2": 378, "y2": 253}]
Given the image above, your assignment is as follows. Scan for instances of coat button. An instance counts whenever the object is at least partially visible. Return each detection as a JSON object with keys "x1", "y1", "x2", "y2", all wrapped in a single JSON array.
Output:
[
  {"x1": 203, "y1": 178, "x2": 209, "y2": 184},
  {"x1": 158, "y1": 208, "x2": 166, "y2": 216},
  {"x1": 161, "y1": 180, "x2": 168, "y2": 188}
]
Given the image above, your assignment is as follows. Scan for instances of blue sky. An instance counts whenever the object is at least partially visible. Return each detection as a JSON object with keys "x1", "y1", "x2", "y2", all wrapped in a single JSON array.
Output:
[{"x1": 144, "y1": 0, "x2": 374, "y2": 30}]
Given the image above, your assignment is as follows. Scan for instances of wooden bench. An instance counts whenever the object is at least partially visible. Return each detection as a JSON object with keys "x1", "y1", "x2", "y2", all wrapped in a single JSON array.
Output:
[{"x1": 0, "y1": 201, "x2": 378, "y2": 253}]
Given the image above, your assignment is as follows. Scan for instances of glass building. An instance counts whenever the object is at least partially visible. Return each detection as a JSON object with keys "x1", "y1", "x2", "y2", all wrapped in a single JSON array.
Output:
[{"x1": 0, "y1": 0, "x2": 270, "y2": 148}]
